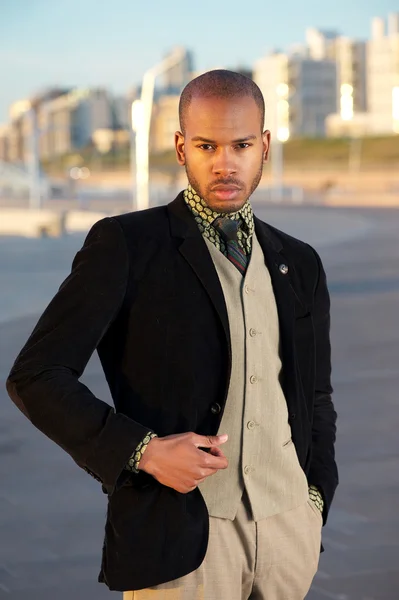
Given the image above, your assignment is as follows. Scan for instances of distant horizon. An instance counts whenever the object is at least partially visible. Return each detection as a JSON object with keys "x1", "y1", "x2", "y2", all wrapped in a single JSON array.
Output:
[{"x1": 1, "y1": 0, "x2": 398, "y2": 122}]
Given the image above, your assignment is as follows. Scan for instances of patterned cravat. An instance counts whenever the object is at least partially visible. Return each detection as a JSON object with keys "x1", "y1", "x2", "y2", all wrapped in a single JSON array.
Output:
[
  {"x1": 212, "y1": 216, "x2": 249, "y2": 276},
  {"x1": 183, "y1": 186, "x2": 254, "y2": 257}
]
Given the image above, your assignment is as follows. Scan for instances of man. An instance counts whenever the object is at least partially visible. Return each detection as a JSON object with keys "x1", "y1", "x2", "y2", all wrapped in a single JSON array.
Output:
[{"x1": 6, "y1": 70, "x2": 338, "y2": 599}]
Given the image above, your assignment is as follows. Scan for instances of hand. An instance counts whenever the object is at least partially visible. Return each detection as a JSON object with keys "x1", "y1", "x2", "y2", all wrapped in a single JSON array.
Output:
[{"x1": 139, "y1": 432, "x2": 229, "y2": 494}]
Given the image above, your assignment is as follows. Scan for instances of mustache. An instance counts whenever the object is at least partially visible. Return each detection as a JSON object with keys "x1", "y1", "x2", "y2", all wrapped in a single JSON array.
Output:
[{"x1": 210, "y1": 178, "x2": 243, "y2": 188}]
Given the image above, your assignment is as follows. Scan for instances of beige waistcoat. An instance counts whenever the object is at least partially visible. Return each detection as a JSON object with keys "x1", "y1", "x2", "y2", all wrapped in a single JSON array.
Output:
[{"x1": 198, "y1": 233, "x2": 309, "y2": 521}]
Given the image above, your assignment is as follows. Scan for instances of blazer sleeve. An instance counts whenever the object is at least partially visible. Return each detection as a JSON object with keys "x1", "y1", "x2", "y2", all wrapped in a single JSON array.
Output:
[
  {"x1": 307, "y1": 247, "x2": 339, "y2": 524},
  {"x1": 6, "y1": 217, "x2": 151, "y2": 495}
]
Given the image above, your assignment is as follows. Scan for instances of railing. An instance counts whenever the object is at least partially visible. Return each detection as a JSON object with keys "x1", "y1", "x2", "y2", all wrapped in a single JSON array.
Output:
[{"x1": 0, "y1": 160, "x2": 50, "y2": 200}]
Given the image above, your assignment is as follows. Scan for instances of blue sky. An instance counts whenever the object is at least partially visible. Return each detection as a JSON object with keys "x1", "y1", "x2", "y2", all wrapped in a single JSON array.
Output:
[{"x1": 1, "y1": 0, "x2": 398, "y2": 122}]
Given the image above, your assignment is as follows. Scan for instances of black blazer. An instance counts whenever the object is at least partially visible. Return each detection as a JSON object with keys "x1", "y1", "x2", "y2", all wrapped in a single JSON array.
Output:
[{"x1": 6, "y1": 193, "x2": 338, "y2": 592}]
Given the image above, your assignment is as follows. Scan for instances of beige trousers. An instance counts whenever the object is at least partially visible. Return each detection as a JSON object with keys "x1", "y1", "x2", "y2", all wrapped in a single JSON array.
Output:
[{"x1": 124, "y1": 492, "x2": 322, "y2": 600}]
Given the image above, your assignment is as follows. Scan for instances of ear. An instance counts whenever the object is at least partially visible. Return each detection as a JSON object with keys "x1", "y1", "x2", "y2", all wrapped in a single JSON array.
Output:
[
  {"x1": 262, "y1": 130, "x2": 271, "y2": 162},
  {"x1": 175, "y1": 131, "x2": 185, "y2": 166}
]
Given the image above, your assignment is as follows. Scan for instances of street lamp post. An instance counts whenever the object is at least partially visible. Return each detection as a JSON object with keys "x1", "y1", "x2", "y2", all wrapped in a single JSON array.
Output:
[
  {"x1": 271, "y1": 83, "x2": 290, "y2": 203},
  {"x1": 392, "y1": 86, "x2": 399, "y2": 133},
  {"x1": 27, "y1": 107, "x2": 42, "y2": 210},
  {"x1": 130, "y1": 49, "x2": 185, "y2": 212},
  {"x1": 271, "y1": 137, "x2": 283, "y2": 203},
  {"x1": 131, "y1": 99, "x2": 146, "y2": 212},
  {"x1": 340, "y1": 84, "x2": 361, "y2": 174}
]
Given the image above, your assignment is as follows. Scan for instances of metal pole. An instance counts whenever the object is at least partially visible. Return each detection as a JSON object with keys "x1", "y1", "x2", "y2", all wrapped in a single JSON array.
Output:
[
  {"x1": 133, "y1": 50, "x2": 185, "y2": 212},
  {"x1": 135, "y1": 102, "x2": 148, "y2": 212},
  {"x1": 349, "y1": 136, "x2": 362, "y2": 174},
  {"x1": 129, "y1": 125, "x2": 136, "y2": 212},
  {"x1": 271, "y1": 82, "x2": 289, "y2": 204},
  {"x1": 136, "y1": 70, "x2": 155, "y2": 211},
  {"x1": 28, "y1": 108, "x2": 41, "y2": 210},
  {"x1": 271, "y1": 138, "x2": 283, "y2": 203}
]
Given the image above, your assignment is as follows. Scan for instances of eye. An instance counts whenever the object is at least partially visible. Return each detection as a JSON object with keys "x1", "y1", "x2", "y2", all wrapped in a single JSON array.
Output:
[
  {"x1": 198, "y1": 144, "x2": 215, "y2": 151},
  {"x1": 236, "y1": 143, "x2": 251, "y2": 149}
]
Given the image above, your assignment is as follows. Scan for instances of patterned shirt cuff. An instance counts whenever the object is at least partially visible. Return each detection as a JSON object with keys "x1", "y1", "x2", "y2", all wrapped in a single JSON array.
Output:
[
  {"x1": 309, "y1": 484, "x2": 324, "y2": 514},
  {"x1": 125, "y1": 432, "x2": 158, "y2": 474}
]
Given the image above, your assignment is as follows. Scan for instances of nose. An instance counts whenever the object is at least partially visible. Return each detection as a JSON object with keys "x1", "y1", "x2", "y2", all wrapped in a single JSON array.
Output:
[{"x1": 212, "y1": 148, "x2": 237, "y2": 176}]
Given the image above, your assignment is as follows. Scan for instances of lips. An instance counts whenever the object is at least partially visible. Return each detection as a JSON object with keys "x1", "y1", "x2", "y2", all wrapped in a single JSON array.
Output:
[
  {"x1": 211, "y1": 185, "x2": 241, "y2": 191},
  {"x1": 211, "y1": 186, "x2": 241, "y2": 201}
]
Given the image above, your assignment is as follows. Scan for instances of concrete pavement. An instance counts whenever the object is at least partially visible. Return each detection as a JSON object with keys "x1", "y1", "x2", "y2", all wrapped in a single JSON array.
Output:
[{"x1": 1, "y1": 205, "x2": 398, "y2": 599}]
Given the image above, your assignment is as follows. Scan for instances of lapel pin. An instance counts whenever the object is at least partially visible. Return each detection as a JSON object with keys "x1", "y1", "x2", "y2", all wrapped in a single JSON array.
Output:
[{"x1": 279, "y1": 263, "x2": 289, "y2": 275}]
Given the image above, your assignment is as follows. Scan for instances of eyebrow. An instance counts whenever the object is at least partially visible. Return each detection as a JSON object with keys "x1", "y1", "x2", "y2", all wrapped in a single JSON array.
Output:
[{"x1": 191, "y1": 135, "x2": 257, "y2": 144}]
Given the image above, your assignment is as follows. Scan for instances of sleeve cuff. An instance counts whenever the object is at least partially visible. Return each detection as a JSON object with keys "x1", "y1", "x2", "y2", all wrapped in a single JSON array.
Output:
[
  {"x1": 125, "y1": 432, "x2": 158, "y2": 474},
  {"x1": 309, "y1": 484, "x2": 324, "y2": 514}
]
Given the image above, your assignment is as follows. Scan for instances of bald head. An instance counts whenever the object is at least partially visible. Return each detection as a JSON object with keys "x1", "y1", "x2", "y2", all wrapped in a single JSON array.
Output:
[{"x1": 179, "y1": 69, "x2": 265, "y2": 135}]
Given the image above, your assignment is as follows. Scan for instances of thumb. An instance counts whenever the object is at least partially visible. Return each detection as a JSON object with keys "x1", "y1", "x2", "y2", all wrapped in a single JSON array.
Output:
[{"x1": 194, "y1": 434, "x2": 228, "y2": 448}]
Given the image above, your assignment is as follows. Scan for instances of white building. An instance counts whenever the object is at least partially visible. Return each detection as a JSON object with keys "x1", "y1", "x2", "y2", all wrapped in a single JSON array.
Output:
[
  {"x1": 0, "y1": 124, "x2": 10, "y2": 161},
  {"x1": 306, "y1": 28, "x2": 339, "y2": 60},
  {"x1": 326, "y1": 13, "x2": 399, "y2": 137},
  {"x1": 254, "y1": 52, "x2": 337, "y2": 138},
  {"x1": 367, "y1": 14, "x2": 399, "y2": 134},
  {"x1": 307, "y1": 28, "x2": 367, "y2": 115},
  {"x1": 38, "y1": 88, "x2": 114, "y2": 159}
]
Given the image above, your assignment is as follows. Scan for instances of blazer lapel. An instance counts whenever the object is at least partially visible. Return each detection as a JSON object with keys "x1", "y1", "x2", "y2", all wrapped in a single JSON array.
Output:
[
  {"x1": 167, "y1": 194, "x2": 230, "y2": 349},
  {"x1": 254, "y1": 216, "x2": 299, "y2": 411}
]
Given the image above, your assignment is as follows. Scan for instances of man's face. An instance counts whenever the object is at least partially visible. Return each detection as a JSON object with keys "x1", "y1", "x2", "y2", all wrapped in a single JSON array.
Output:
[{"x1": 175, "y1": 95, "x2": 270, "y2": 213}]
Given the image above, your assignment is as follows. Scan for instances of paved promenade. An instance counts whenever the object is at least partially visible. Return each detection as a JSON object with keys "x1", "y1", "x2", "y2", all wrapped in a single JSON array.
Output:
[{"x1": 0, "y1": 204, "x2": 398, "y2": 599}]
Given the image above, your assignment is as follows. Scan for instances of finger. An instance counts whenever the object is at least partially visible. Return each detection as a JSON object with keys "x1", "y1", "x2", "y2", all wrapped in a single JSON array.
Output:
[
  {"x1": 198, "y1": 467, "x2": 219, "y2": 478},
  {"x1": 209, "y1": 446, "x2": 226, "y2": 458},
  {"x1": 192, "y1": 433, "x2": 228, "y2": 448},
  {"x1": 195, "y1": 468, "x2": 220, "y2": 484},
  {"x1": 200, "y1": 453, "x2": 228, "y2": 470}
]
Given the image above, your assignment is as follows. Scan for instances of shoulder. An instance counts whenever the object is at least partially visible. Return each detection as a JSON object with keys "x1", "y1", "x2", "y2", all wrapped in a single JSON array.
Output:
[
  {"x1": 254, "y1": 216, "x2": 326, "y2": 302},
  {"x1": 255, "y1": 217, "x2": 320, "y2": 267},
  {"x1": 112, "y1": 205, "x2": 168, "y2": 227},
  {"x1": 112, "y1": 205, "x2": 169, "y2": 237},
  {"x1": 87, "y1": 206, "x2": 169, "y2": 248}
]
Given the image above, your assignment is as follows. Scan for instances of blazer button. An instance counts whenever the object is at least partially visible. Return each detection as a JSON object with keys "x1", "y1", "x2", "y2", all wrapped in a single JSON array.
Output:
[
  {"x1": 210, "y1": 402, "x2": 222, "y2": 415},
  {"x1": 279, "y1": 263, "x2": 289, "y2": 275},
  {"x1": 289, "y1": 412, "x2": 296, "y2": 420}
]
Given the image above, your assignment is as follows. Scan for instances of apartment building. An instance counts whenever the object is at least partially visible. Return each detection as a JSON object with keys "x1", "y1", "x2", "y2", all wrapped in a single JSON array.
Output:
[
  {"x1": 367, "y1": 14, "x2": 399, "y2": 134},
  {"x1": 254, "y1": 52, "x2": 337, "y2": 138},
  {"x1": 38, "y1": 88, "x2": 114, "y2": 159},
  {"x1": 151, "y1": 94, "x2": 180, "y2": 153},
  {"x1": 326, "y1": 13, "x2": 399, "y2": 136},
  {"x1": 307, "y1": 28, "x2": 367, "y2": 115},
  {"x1": 0, "y1": 125, "x2": 9, "y2": 161}
]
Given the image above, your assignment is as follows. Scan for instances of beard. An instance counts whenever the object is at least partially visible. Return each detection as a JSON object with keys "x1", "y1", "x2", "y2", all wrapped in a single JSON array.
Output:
[{"x1": 185, "y1": 160, "x2": 263, "y2": 213}]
